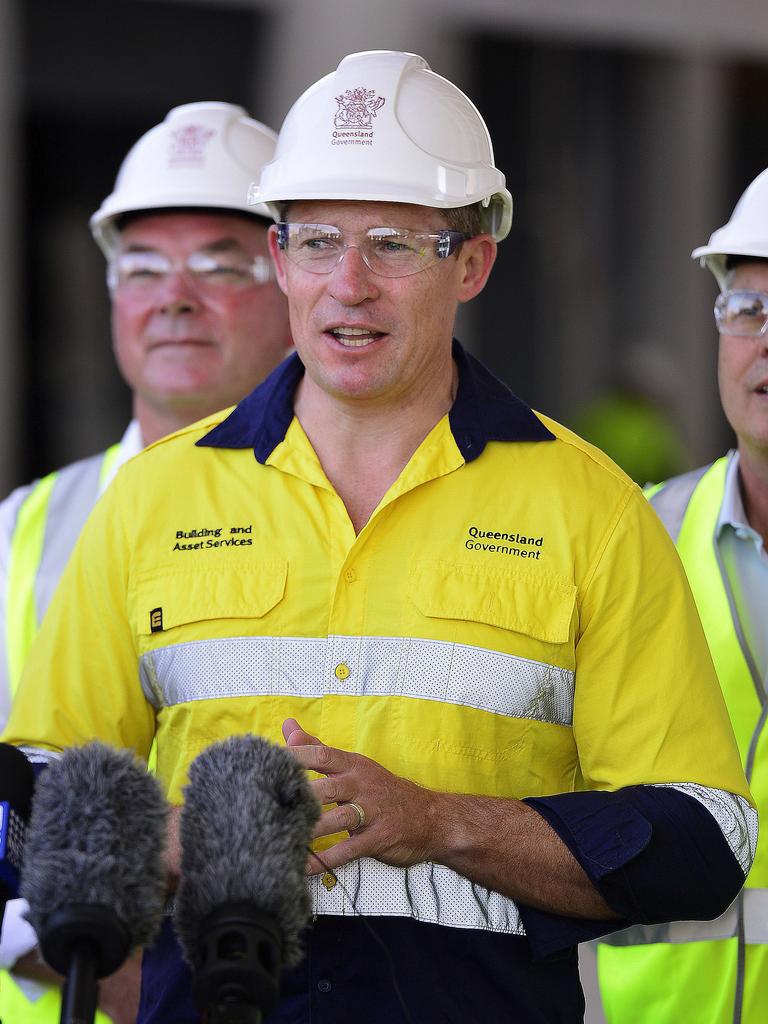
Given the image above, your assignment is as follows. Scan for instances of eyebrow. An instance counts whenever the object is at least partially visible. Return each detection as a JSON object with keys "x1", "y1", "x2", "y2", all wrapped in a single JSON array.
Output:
[
  {"x1": 291, "y1": 223, "x2": 441, "y2": 234},
  {"x1": 121, "y1": 238, "x2": 250, "y2": 255}
]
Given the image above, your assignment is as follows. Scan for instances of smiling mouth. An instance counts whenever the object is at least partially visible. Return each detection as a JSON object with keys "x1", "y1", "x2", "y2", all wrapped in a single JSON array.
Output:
[
  {"x1": 149, "y1": 338, "x2": 213, "y2": 349},
  {"x1": 328, "y1": 326, "x2": 385, "y2": 348}
]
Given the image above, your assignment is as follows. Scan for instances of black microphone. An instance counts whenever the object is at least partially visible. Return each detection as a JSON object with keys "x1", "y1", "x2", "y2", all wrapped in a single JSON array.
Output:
[
  {"x1": 174, "y1": 734, "x2": 320, "y2": 1024},
  {"x1": 21, "y1": 742, "x2": 169, "y2": 1024},
  {"x1": 0, "y1": 743, "x2": 35, "y2": 924}
]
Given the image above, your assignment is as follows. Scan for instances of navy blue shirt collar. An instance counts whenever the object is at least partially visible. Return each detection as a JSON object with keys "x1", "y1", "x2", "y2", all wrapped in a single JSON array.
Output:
[{"x1": 198, "y1": 339, "x2": 554, "y2": 463}]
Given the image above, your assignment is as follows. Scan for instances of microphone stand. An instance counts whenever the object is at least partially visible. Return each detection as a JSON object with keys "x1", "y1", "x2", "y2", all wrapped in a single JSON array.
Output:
[
  {"x1": 60, "y1": 938, "x2": 98, "y2": 1024},
  {"x1": 39, "y1": 905, "x2": 130, "y2": 1024},
  {"x1": 195, "y1": 903, "x2": 282, "y2": 1024}
]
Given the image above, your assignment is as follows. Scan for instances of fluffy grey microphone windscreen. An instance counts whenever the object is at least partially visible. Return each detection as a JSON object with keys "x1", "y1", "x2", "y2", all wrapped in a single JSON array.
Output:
[
  {"x1": 175, "y1": 734, "x2": 320, "y2": 968},
  {"x1": 21, "y1": 741, "x2": 168, "y2": 950}
]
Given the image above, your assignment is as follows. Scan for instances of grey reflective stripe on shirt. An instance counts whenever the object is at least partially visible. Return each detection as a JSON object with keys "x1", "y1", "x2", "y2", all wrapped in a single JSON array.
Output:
[
  {"x1": 165, "y1": 858, "x2": 526, "y2": 934},
  {"x1": 35, "y1": 453, "x2": 105, "y2": 622},
  {"x1": 648, "y1": 464, "x2": 712, "y2": 541},
  {"x1": 17, "y1": 745, "x2": 61, "y2": 766},
  {"x1": 660, "y1": 783, "x2": 757, "y2": 876},
  {"x1": 601, "y1": 887, "x2": 768, "y2": 946},
  {"x1": 308, "y1": 857, "x2": 525, "y2": 934},
  {"x1": 139, "y1": 634, "x2": 575, "y2": 725}
]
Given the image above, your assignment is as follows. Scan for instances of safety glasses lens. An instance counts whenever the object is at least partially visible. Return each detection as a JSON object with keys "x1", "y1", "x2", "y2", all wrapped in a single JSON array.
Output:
[
  {"x1": 278, "y1": 223, "x2": 462, "y2": 278},
  {"x1": 715, "y1": 290, "x2": 768, "y2": 336}
]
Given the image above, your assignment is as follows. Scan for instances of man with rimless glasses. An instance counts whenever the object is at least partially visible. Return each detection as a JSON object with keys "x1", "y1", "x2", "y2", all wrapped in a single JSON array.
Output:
[
  {"x1": 0, "y1": 102, "x2": 290, "y2": 1024},
  {"x1": 3, "y1": 52, "x2": 756, "y2": 1023},
  {"x1": 597, "y1": 170, "x2": 768, "y2": 1023}
]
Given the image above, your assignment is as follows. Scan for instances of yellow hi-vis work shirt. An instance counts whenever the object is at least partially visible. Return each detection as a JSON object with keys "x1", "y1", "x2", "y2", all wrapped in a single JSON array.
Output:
[{"x1": 4, "y1": 345, "x2": 754, "y2": 940}]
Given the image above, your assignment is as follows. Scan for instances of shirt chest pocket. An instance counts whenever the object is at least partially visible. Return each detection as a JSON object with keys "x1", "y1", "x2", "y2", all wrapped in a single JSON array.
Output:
[
  {"x1": 406, "y1": 560, "x2": 577, "y2": 725},
  {"x1": 370, "y1": 561, "x2": 580, "y2": 796},
  {"x1": 410, "y1": 559, "x2": 575, "y2": 641},
  {"x1": 132, "y1": 559, "x2": 288, "y2": 648}
]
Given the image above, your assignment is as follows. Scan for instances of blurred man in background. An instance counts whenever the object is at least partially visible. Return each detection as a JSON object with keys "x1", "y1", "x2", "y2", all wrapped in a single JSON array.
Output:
[
  {"x1": 0, "y1": 100, "x2": 290, "y2": 1024},
  {"x1": 597, "y1": 167, "x2": 768, "y2": 1022}
]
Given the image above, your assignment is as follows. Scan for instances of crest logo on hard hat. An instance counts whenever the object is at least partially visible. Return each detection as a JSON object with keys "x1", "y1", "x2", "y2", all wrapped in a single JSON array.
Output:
[
  {"x1": 334, "y1": 87, "x2": 385, "y2": 129},
  {"x1": 169, "y1": 124, "x2": 215, "y2": 166}
]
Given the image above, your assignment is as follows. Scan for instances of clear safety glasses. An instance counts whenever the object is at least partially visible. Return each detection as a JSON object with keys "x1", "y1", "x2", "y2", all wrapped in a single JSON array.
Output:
[
  {"x1": 714, "y1": 290, "x2": 768, "y2": 337},
  {"x1": 108, "y1": 249, "x2": 274, "y2": 294},
  {"x1": 276, "y1": 222, "x2": 470, "y2": 278}
]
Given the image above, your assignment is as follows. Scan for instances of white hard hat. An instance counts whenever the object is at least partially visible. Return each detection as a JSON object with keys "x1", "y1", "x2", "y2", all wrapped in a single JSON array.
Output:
[
  {"x1": 692, "y1": 167, "x2": 768, "y2": 288},
  {"x1": 250, "y1": 50, "x2": 513, "y2": 241},
  {"x1": 91, "y1": 101, "x2": 277, "y2": 258}
]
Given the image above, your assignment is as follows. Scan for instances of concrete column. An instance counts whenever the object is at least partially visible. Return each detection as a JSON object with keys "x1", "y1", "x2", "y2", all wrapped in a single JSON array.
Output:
[
  {"x1": 622, "y1": 55, "x2": 728, "y2": 463},
  {"x1": 258, "y1": 0, "x2": 465, "y2": 126}
]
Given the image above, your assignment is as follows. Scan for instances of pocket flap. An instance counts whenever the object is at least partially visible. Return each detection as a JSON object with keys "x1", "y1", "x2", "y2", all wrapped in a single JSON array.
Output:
[
  {"x1": 411, "y1": 560, "x2": 576, "y2": 644},
  {"x1": 134, "y1": 559, "x2": 287, "y2": 634}
]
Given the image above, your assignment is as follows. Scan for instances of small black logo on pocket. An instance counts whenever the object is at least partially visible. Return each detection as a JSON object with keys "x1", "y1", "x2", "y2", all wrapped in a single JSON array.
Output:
[{"x1": 150, "y1": 607, "x2": 164, "y2": 633}]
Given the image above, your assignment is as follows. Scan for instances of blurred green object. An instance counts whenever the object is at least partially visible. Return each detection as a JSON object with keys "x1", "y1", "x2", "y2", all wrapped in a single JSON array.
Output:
[{"x1": 574, "y1": 392, "x2": 689, "y2": 486}]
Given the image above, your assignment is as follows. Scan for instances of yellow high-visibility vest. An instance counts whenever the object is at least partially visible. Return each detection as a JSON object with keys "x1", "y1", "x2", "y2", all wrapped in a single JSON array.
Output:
[
  {"x1": 0, "y1": 445, "x2": 120, "y2": 1024},
  {"x1": 599, "y1": 454, "x2": 768, "y2": 1023}
]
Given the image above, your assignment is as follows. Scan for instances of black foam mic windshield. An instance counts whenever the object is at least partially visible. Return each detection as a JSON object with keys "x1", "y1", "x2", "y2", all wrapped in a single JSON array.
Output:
[
  {"x1": 0, "y1": 743, "x2": 35, "y2": 912},
  {"x1": 175, "y1": 734, "x2": 320, "y2": 1022},
  {"x1": 21, "y1": 742, "x2": 168, "y2": 1023}
]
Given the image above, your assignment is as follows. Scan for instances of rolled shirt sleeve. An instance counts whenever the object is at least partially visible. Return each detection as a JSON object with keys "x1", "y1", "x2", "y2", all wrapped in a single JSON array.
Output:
[
  {"x1": 520, "y1": 785, "x2": 753, "y2": 958},
  {"x1": 515, "y1": 484, "x2": 755, "y2": 957}
]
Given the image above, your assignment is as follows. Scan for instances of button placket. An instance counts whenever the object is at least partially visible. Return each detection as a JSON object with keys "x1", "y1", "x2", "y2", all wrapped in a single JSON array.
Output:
[{"x1": 328, "y1": 635, "x2": 361, "y2": 693}]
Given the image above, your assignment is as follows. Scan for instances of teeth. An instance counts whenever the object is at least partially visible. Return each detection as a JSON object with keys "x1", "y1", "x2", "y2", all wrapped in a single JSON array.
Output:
[{"x1": 331, "y1": 327, "x2": 380, "y2": 348}]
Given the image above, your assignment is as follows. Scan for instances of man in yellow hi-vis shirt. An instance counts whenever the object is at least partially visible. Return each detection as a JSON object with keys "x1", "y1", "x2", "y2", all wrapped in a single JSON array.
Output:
[
  {"x1": 3, "y1": 51, "x2": 758, "y2": 1023},
  {"x1": 597, "y1": 168, "x2": 768, "y2": 1022}
]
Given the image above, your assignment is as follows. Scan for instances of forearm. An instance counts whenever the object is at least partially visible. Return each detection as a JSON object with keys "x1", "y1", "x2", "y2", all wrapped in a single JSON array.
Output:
[
  {"x1": 287, "y1": 721, "x2": 748, "y2": 952},
  {"x1": 288, "y1": 720, "x2": 616, "y2": 919},
  {"x1": 10, "y1": 948, "x2": 62, "y2": 985},
  {"x1": 424, "y1": 790, "x2": 617, "y2": 919},
  {"x1": 164, "y1": 803, "x2": 182, "y2": 890}
]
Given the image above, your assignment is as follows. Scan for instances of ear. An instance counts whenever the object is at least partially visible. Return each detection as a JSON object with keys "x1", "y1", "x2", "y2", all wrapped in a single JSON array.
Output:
[
  {"x1": 455, "y1": 235, "x2": 497, "y2": 303},
  {"x1": 268, "y1": 224, "x2": 289, "y2": 297}
]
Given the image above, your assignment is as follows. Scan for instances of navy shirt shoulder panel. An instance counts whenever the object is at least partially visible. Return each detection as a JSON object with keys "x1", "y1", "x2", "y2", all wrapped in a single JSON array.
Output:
[
  {"x1": 449, "y1": 341, "x2": 554, "y2": 462},
  {"x1": 196, "y1": 353, "x2": 304, "y2": 461},
  {"x1": 197, "y1": 343, "x2": 554, "y2": 464}
]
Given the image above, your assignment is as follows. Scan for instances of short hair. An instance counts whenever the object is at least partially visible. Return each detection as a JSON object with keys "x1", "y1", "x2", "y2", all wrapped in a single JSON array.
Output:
[
  {"x1": 115, "y1": 207, "x2": 272, "y2": 233},
  {"x1": 442, "y1": 203, "x2": 484, "y2": 238}
]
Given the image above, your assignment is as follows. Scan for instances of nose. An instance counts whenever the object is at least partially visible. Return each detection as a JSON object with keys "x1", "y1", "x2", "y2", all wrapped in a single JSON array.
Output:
[
  {"x1": 155, "y1": 270, "x2": 203, "y2": 314},
  {"x1": 327, "y1": 245, "x2": 380, "y2": 306}
]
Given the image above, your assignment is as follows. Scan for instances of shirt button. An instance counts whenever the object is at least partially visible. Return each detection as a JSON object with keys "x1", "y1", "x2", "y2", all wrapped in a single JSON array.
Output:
[
  {"x1": 344, "y1": 567, "x2": 356, "y2": 583},
  {"x1": 317, "y1": 979, "x2": 332, "y2": 993},
  {"x1": 322, "y1": 871, "x2": 337, "y2": 891},
  {"x1": 334, "y1": 662, "x2": 351, "y2": 681}
]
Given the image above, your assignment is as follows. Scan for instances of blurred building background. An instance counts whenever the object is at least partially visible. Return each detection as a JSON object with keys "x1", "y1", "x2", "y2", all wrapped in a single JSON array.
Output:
[{"x1": 1, "y1": 0, "x2": 768, "y2": 491}]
